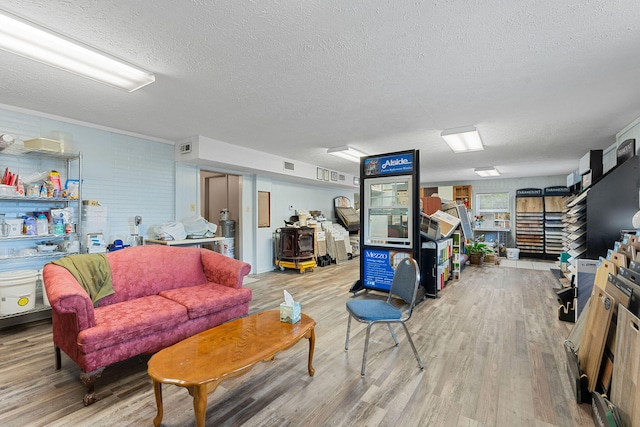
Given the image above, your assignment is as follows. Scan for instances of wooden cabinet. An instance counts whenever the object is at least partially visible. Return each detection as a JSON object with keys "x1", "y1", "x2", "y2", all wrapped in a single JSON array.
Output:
[{"x1": 453, "y1": 185, "x2": 472, "y2": 209}]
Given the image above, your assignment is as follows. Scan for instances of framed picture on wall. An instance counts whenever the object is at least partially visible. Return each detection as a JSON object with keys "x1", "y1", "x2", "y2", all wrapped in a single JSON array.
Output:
[
  {"x1": 258, "y1": 191, "x2": 270, "y2": 227},
  {"x1": 331, "y1": 171, "x2": 338, "y2": 182},
  {"x1": 317, "y1": 167, "x2": 323, "y2": 180},
  {"x1": 323, "y1": 169, "x2": 330, "y2": 181}
]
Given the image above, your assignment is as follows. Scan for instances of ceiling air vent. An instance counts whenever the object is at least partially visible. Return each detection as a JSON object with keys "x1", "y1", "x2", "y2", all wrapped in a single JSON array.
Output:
[
  {"x1": 179, "y1": 143, "x2": 191, "y2": 154},
  {"x1": 284, "y1": 161, "x2": 295, "y2": 171}
]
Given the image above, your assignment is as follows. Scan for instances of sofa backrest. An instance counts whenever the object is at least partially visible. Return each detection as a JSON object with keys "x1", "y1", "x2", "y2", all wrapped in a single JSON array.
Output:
[{"x1": 97, "y1": 245, "x2": 208, "y2": 306}]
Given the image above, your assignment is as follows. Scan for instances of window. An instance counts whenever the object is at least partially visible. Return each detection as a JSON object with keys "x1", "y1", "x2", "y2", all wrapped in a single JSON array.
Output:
[
  {"x1": 475, "y1": 192, "x2": 511, "y2": 230},
  {"x1": 476, "y1": 192, "x2": 509, "y2": 213},
  {"x1": 363, "y1": 176, "x2": 413, "y2": 247}
]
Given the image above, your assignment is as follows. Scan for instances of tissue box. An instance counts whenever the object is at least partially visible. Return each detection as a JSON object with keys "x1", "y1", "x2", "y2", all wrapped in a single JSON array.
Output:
[{"x1": 280, "y1": 302, "x2": 301, "y2": 324}]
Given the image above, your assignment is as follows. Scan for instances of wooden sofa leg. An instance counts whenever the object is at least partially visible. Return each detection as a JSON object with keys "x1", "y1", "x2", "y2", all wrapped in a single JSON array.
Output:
[
  {"x1": 80, "y1": 367, "x2": 105, "y2": 406},
  {"x1": 55, "y1": 345, "x2": 61, "y2": 370}
]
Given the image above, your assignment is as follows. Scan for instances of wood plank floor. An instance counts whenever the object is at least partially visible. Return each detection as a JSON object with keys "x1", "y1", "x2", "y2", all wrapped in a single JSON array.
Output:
[{"x1": 0, "y1": 260, "x2": 595, "y2": 426}]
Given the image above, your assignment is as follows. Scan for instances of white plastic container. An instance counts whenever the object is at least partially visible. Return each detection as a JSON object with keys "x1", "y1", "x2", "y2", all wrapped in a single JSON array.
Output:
[
  {"x1": 36, "y1": 214, "x2": 48, "y2": 235},
  {"x1": 23, "y1": 138, "x2": 62, "y2": 152},
  {"x1": 5, "y1": 218, "x2": 23, "y2": 236},
  {"x1": 215, "y1": 237, "x2": 235, "y2": 258},
  {"x1": 506, "y1": 248, "x2": 520, "y2": 260},
  {"x1": 0, "y1": 269, "x2": 38, "y2": 315},
  {"x1": 0, "y1": 184, "x2": 15, "y2": 196},
  {"x1": 39, "y1": 271, "x2": 49, "y2": 307}
]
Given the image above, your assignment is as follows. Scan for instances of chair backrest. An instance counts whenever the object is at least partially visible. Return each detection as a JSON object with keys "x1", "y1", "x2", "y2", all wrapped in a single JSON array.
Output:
[{"x1": 388, "y1": 257, "x2": 421, "y2": 316}]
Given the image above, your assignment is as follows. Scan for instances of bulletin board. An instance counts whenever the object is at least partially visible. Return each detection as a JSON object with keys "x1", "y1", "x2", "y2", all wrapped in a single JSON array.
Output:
[{"x1": 258, "y1": 191, "x2": 270, "y2": 227}]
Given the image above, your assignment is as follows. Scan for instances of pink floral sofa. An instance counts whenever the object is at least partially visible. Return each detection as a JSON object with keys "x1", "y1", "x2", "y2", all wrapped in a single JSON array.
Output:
[{"x1": 43, "y1": 245, "x2": 252, "y2": 405}]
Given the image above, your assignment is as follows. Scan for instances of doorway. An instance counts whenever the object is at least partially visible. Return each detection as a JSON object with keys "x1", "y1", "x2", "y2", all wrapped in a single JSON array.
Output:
[{"x1": 200, "y1": 171, "x2": 242, "y2": 259}]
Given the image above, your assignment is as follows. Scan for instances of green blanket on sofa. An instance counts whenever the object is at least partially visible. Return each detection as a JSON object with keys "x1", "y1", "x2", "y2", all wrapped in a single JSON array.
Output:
[{"x1": 51, "y1": 254, "x2": 114, "y2": 306}]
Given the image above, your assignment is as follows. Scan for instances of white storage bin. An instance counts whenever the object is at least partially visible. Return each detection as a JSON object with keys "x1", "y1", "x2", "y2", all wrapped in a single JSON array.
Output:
[
  {"x1": 5, "y1": 218, "x2": 23, "y2": 236},
  {"x1": 81, "y1": 206, "x2": 108, "y2": 215},
  {"x1": 0, "y1": 269, "x2": 38, "y2": 315},
  {"x1": 39, "y1": 271, "x2": 49, "y2": 306},
  {"x1": 23, "y1": 138, "x2": 62, "y2": 152},
  {"x1": 506, "y1": 248, "x2": 520, "y2": 260}
]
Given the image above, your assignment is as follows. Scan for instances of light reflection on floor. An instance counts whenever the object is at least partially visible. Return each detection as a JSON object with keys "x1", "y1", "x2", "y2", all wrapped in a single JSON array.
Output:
[{"x1": 497, "y1": 258, "x2": 555, "y2": 270}]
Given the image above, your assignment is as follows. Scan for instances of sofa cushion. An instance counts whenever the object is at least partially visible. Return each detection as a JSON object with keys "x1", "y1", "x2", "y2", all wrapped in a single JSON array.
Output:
[
  {"x1": 77, "y1": 295, "x2": 189, "y2": 353},
  {"x1": 159, "y1": 283, "x2": 252, "y2": 319},
  {"x1": 99, "y1": 246, "x2": 208, "y2": 305}
]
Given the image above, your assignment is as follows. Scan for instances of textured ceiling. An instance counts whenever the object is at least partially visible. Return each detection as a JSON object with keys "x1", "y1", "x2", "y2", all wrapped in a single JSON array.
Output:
[{"x1": 1, "y1": 0, "x2": 640, "y2": 183}]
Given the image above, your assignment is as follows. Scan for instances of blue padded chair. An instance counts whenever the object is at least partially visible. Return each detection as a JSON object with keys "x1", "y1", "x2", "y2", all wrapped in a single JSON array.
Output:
[{"x1": 345, "y1": 257, "x2": 424, "y2": 376}]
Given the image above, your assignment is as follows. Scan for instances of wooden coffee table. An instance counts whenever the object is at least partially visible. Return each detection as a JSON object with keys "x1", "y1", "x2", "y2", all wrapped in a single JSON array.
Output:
[{"x1": 147, "y1": 310, "x2": 316, "y2": 427}]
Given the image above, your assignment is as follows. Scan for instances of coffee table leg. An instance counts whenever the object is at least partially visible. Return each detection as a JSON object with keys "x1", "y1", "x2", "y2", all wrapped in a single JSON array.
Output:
[
  {"x1": 152, "y1": 381, "x2": 163, "y2": 427},
  {"x1": 307, "y1": 326, "x2": 316, "y2": 376},
  {"x1": 189, "y1": 385, "x2": 208, "y2": 427}
]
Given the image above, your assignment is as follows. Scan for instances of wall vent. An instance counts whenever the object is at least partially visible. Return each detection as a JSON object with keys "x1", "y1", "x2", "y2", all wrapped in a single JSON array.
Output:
[
  {"x1": 179, "y1": 143, "x2": 191, "y2": 154},
  {"x1": 284, "y1": 161, "x2": 295, "y2": 171}
]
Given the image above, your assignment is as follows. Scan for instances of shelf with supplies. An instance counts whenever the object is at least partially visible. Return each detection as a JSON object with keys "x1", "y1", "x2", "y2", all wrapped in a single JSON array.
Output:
[
  {"x1": 420, "y1": 237, "x2": 452, "y2": 298},
  {"x1": 0, "y1": 249, "x2": 80, "y2": 262},
  {"x1": 451, "y1": 229, "x2": 467, "y2": 280},
  {"x1": 474, "y1": 192, "x2": 511, "y2": 248},
  {"x1": 0, "y1": 142, "x2": 83, "y2": 327},
  {"x1": 473, "y1": 227, "x2": 510, "y2": 247}
]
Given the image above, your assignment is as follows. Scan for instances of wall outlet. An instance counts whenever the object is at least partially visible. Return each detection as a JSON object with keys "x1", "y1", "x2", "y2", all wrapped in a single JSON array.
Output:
[{"x1": 190, "y1": 203, "x2": 195, "y2": 212}]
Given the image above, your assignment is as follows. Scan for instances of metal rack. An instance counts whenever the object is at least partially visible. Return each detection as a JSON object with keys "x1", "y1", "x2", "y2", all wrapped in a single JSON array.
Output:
[{"x1": 0, "y1": 146, "x2": 82, "y2": 327}]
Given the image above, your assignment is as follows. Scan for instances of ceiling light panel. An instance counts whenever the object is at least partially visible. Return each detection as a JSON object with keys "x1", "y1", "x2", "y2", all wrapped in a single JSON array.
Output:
[
  {"x1": 0, "y1": 10, "x2": 155, "y2": 92},
  {"x1": 474, "y1": 167, "x2": 500, "y2": 177},
  {"x1": 441, "y1": 126, "x2": 484, "y2": 153},
  {"x1": 327, "y1": 146, "x2": 367, "y2": 163}
]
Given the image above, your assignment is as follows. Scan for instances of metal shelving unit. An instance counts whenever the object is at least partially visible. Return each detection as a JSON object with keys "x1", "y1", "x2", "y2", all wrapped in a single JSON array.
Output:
[{"x1": 0, "y1": 145, "x2": 82, "y2": 327}]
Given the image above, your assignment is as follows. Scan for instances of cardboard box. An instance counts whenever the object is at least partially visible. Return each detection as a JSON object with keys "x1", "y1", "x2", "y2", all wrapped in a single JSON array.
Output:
[
  {"x1": 280, "y1": 302, "x2": 301, "y2": 324},
  {"x1": 484, "y1": 254, "x2": 499, "y2": 265}
]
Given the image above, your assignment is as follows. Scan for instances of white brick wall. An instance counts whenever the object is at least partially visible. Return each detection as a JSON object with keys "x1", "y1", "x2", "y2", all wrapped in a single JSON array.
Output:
[{"x1": 0, "y1": 107, "x2": 175, "y2": 250}]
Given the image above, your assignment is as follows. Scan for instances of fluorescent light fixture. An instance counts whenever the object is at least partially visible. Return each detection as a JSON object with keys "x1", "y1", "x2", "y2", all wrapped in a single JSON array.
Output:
[
  {"x1": 0, "y1": 10, "x2": 155, "y2": 92},
  {"x1": 441, "y1": 126, "x2": 484, "y2": 153},
  {"x1": 327, "y1": 146, "x2": 367, "y2": 163},
  {"x1": 474, "y1": 167, "x2": 500, "y2": 177}
]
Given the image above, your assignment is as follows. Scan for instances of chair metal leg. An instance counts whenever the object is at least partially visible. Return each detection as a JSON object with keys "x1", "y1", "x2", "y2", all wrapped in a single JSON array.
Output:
[
  {"x1": 345, "y1": 315, "x2": 352, "y2": 351},
  {"x1": 361, "y1": 323, "x2": 373, "y2": 376},
  {"x1": 387, "y1": 323, "x2": 399, "y2": 346},
  {"x1": 401, "y1": 322, "x2": 424, "y2": 370}
]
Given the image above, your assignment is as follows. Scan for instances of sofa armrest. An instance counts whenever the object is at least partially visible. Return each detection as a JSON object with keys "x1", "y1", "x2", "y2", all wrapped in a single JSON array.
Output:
[
  {"x1": 43, "y1": 263, "x2": 96, "y2": 330},
  {"x1": 200, "y1": 249, "x2": 251, "y2": 289}
]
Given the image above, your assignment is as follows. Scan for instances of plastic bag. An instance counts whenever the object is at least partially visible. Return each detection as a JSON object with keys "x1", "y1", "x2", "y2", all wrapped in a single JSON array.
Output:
[
  {"x1": 154, "y1": 221, "x2": 187, "y2": 240},
  {"x1": 181, "y1": 215, "x2": 217, "y2": 237}
]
